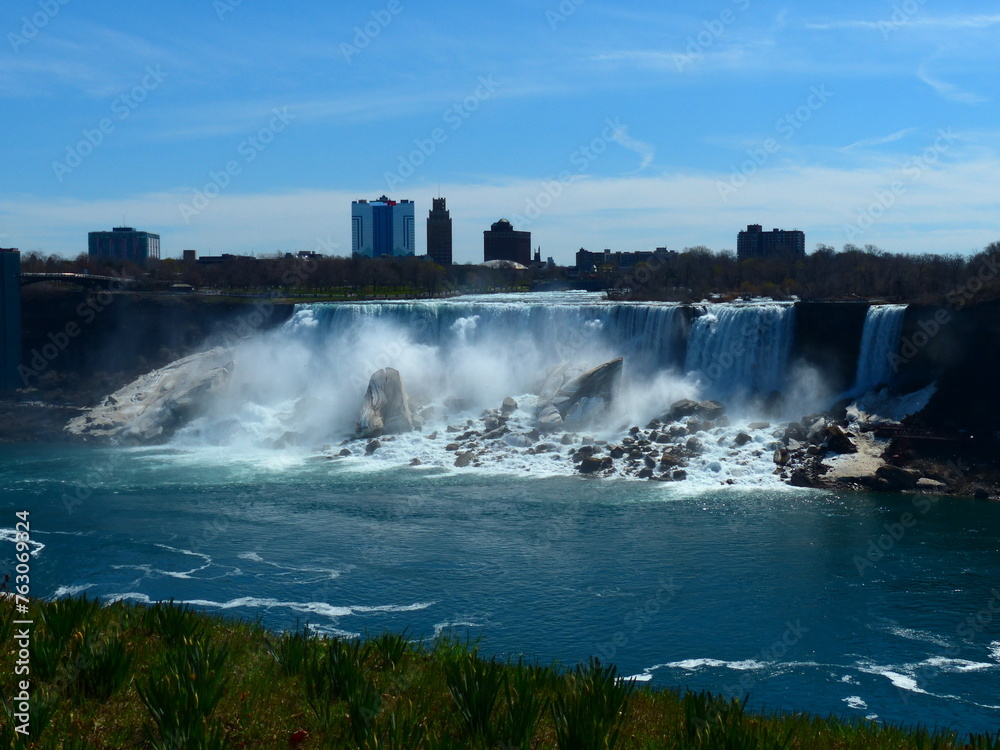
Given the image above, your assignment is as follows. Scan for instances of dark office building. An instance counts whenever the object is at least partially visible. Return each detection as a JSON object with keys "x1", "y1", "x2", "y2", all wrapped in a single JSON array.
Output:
[
  {"x1": 737, "y1": 224, "x2": 805, "y2": 261},
  {"x1": 88, "y1": 227, "x2": 161, "y2": 262},
  {"x1": 1, "y1": 248, "x2": 21, "y2": 391},
  {"x1": 483, "y1": 219, "x2": 531, "y2": 266},
  {"x1": 426, "y1": 198, "x2": 453, "y2": 265}
]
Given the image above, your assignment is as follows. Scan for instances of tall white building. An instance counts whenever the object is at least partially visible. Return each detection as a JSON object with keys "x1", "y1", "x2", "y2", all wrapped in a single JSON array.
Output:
[{"x1": 351, "y1": 196, "x2": 415, "y2": 257}]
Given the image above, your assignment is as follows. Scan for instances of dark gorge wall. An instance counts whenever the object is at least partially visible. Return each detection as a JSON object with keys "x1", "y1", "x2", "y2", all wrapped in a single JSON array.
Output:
[
  {"x1": 18, "y1": 289, "x2": 294, "y2": 404},
  {"x1": 790, "y1": 301, "x2": 870, "y2": 394}
]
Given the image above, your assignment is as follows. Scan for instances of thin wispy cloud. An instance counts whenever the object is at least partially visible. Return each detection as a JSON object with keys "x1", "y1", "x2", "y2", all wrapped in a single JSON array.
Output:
[
  {"x1": 918, "y1": 65, "x2": 988, "y2": 104},
  {"x1": 841, "y1": 128, "x2": 917, "y2": 151},
  {"x1": 611, "y1": 126, "x2": 656, "y2": 172},
  {"x1": 806, "y1": 14, "x2": 1000, "y2": 31}
]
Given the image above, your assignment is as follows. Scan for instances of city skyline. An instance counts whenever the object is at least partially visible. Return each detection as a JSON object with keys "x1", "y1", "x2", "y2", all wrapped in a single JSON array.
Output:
[{"x1": 1, "y1": 0, "x2": 998, "y2": 262}]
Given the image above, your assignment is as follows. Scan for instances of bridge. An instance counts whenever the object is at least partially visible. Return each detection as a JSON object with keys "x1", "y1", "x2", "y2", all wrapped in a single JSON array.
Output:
[{"x1": 18, "y1": 272, "x2": 135, "y2": 288}]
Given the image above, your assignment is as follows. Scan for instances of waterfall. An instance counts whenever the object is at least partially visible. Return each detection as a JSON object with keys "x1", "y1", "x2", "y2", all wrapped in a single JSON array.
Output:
[
  {"x1": 291, "y1": 295, "x2": 684, "y2": 374},
  {"x1": 853, "y1": 304, "x2": 907, "y2": 394},
  {"x1": 683, "y1": 303, "x2": 795, "y2": 399}
]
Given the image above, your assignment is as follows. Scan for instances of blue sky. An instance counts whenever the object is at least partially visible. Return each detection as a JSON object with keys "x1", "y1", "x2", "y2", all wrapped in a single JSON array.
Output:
[{"x1": 1, "y1": 0, "x2": 998, "y2": 263}]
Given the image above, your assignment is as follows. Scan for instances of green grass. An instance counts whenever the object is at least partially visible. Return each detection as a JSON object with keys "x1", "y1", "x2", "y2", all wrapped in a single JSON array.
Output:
[{"x1": 0, "y1": 595, "x2": 997, "y2": 749}]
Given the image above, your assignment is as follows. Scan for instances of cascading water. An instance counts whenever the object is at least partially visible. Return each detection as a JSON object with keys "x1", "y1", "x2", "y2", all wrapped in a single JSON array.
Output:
[
  {"x1": 852, "y1": 304, "x2": 907, "y2": 394},
  {"x1": 683, "y1": 303, "x2": 795, "y2": 400}
]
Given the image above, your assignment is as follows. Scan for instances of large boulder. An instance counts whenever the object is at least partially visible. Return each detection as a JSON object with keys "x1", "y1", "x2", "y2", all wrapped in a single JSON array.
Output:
[
  {"x1": 65, "y1": 348, "x2": 233, "y2": 444},
  {"x1": 356, "y1": 368, "x2": 418, "y2": 439},
  {"x1": 876, "y1": 465, "x2": 920, "y2": 491},
  {"x1": 537, "y1": 358, "x2": 623, "y2": 429},
  {"x1": 667, "y1": 399, "x2": 700, "y2": 421},
  {"x1": 826, "y1": 424, "x2": 858, "y2": 455}
]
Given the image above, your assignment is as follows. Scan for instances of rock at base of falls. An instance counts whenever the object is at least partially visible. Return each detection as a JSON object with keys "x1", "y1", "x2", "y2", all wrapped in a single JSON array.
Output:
[
  {"x1": 536, "y1": 358, "x2": 623, "y2": 431},
  {"x1": 65, "y1": 348, "x2": 233, "y2": 444},
  {"x1": 356, "y1": 367, "x2": 420, "y2": 439}
]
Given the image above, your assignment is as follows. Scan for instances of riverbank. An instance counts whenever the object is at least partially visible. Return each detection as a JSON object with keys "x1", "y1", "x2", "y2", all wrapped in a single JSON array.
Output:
[{"x1": 2, "y1": 595, "x2": 997, "y2": 749}]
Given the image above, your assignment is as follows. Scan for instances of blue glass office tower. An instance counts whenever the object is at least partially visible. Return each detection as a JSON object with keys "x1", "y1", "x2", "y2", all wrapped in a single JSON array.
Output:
[{"x1": 351, "y1": 196, "x2": 416, "y2": 258}]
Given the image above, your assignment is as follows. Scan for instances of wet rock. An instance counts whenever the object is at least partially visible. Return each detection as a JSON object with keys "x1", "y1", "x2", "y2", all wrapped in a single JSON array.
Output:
[
  {"x1": 66, "y1": 348, "x2": 233, "y2": 444},
  {"x1": 526, "y1": 429, "x2": 541, "y2": 442},
  {"x1": 735, "y1": 432, "x2": 753, "y2": 447},
  {"x1": 655, "y1": 433, "x2": 672, "y2": 444},
  {"x1": 560, "y1": 433, "x2": 575, "y2": 445},
  {"x1": 685, "y1": 418, "x2": 706, "y2": 434},
  {"x1": 410, "y1": 458, "x2": 422, "y2": 466},
  {"x1": 501, "y1": 396, "x2": 518, "y2": 414},
  {"x1": 446, "y1": 425, "x2": 462, "y2": 433},
  {"x1": 426, "y1": 432, "x2": 438, "y2": 440},
  {"x1": 357, "y1": 367, "x2": 418, "y2": 439},
  {"x1": 747, "y1": 422, "x2": 771, "y2": 430},
  {"x1": 668, "y1": 399, "x2": 701, "y2": 420},
  {"x1": 685, "y1": 437, "x2": 703, "y2": 453},
  {"x1": 974, "y1": 488, "x2": 991, "y2": 500},
  {"x1": 789, "y1": 469, "x2": 814, "y2": 487},
  {"x1": 505, "y1": 434, "x2": 533, "y2": 448},
  {"x1": 773, "y1": 449, "x2": 789, "y2": 466},
  {"x1": 579, "y1": 456, "x2": 612, "y2": 474},
  {"x1": 484, "y1": 414, "x2": 502, "y2": 432},
  {"x1": 646, "y1": 419, "x2": 662, "y2": 430},
  {"x1": 609, "y1": 445, "x2": 625, "y2": 459},
  {"x1": 644, "y1": 456, "x2": 656, "y2": 469},
  {"x1": 445, "y1": 442, "x2": 461, "y2": 452},
  {"x1": 806, "y1": 418, "x2": 828, "y2": 445},
  {"x1": 672, "y1": 469, "x2": 687, "y2": 481},
  {"x1": 338, "y1": 448, "x2": 352, "y2": 457},
  {"x1": 784, "y1": 423, "x2": 806, "y2": 442},
  {"x1": 876, "y1": 466, "x2": 920, "y2": 491},
  {"x1": 454, "y1": 451, "x2": 475, "y2": 468},
  {"x1": 537, "y1": 404, "x2": 564, "y2": 432},
  {"x1": 916, "y1": 477, "x2": 946, "y2": 491},
  {"x1": 669, "y1": 425, "x2": 689, "y2": 437},
  {"x1": 638, "y1": 468, "x2": 654, "y2": 479},
  {"x1": 698, "y1": 400, "x2": 726, "y2": 420},
  {"x1": 483, "y1": 426, "x2": 509, "y2": 441},
  {"x1": 825, "y1": 424, "x2": 858, "y2": 455},
  {"x1": 648, "y1": 431, "x2": 661, "y2": 442},
  {"x1": 365, "y1": 440, "x2": 381, "y2": 455},
  {"x1": 534, "y1": 443, "x2": 557, "y2": 453}
]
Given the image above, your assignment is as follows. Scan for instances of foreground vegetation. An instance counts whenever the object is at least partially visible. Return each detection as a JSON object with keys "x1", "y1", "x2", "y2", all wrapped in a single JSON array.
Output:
[{"x1": 1, "y1": 596, "x2": 998, "y2": 749}]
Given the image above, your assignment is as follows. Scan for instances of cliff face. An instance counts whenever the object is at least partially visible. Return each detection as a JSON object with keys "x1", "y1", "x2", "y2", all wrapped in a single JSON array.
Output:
[
  {"x1": 791, "y1": 302, "x2": 870, "y2": 393},
  {"x1": 896, "y1": 300, "x2": 1000, "y2": 436},
  {"x1": 17, "y1": 289, "x2": 294, "y2": 405}
]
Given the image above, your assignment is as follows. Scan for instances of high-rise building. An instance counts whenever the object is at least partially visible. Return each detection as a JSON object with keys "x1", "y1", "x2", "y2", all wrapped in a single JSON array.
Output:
[
  {"x1": 426, "y1": 198, "x2": 453, "y2": 265},
  {"x1": 0, "y1": 248, "x2": 21, "y2": 391},
  {"x1": 483, "y1": 219, "x2": 531, "y2": 266},
  {"x1": 352, "y1": 196, "x2": 415, "y2": 257},
  {"x1": 737, "y1": 224, "x2": 805, "y2": 261},
  {"x1": 88, "y1": 227, "x2": 161, "y2": 262}
]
